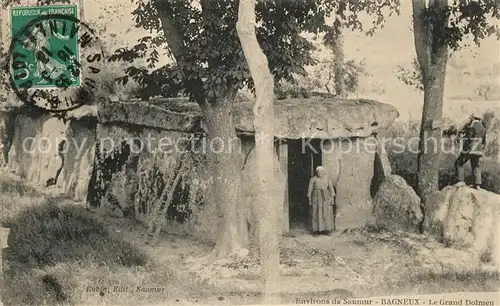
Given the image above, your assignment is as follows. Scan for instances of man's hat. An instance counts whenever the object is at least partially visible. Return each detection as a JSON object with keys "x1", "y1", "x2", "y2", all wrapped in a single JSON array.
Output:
[{"x1": 470, "y1": 112, "x2": 482, "y2": 119}]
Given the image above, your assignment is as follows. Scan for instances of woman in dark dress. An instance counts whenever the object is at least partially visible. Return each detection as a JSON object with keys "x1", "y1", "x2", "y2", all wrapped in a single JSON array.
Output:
[{"x1": 307, "y1": 166, "x2": 336, "y2": 235}]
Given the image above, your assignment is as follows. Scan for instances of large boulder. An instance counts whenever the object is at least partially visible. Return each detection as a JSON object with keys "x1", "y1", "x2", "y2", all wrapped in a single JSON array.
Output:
[
  {"x1": 33, "y1": 117, "x2": 68, "y2": 187},
  {"x1": 371, "y1": 135, "x2": 392, "y2": 197},
  {"x1": 373, "y1": 175, "x2": 423, "y2": 233},
  {"x1": 423, "y1": 184, "x2": 500, "y2": 270}
]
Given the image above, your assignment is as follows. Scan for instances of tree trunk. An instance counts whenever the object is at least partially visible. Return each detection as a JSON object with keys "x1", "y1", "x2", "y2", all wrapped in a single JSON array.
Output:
[
  {"x1": 237, "y1": 0, "x2": 280, "y2": 303},
  {"x1": 202, "y1": 95, "x2": 249, "y2": 259},
  {"x1": 154, "y1": 2, "x2": 249, "y2": 258},
  {"x1": 417, "y1": 61, "x2": 447, "y2": 206},
  {"x1": 333, "y1": 17, "x2": 346, "y2": 98},
  {"x1": 412, "y1": 0, "x2": 449, "y2": 212}
]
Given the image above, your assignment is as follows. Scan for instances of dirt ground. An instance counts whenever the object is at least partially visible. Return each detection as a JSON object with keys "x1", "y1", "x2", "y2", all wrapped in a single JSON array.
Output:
[{"x1": 90, "y1": 209, "x2": 499, "y2": 305}]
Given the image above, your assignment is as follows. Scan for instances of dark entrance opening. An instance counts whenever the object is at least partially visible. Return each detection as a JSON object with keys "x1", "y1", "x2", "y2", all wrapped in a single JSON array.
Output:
[{"x1": 288, "y1": 139, "x2": 322, "y2": 230}]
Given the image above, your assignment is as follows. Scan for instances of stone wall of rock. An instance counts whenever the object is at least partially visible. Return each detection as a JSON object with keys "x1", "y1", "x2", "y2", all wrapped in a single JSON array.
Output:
[
  {"x1": 87, "y1": 123, "x2": 205, "y2": 227},
  {"x1": 86, "y1": 122, "x2": 286, "y2": 243},
  {"x1": 3, "y1": 109, "x2": 95, "y2": 200},
  {"x1": 6, "y1": 111, "x2": 51, "y2": 182},
  {"x1": 423, "y1": 184, "x2": 500, "y2": 270},
  {"x1": 0, "y1": 111, "x2": 15, "y2": 167},
  {"x1": 61, "y1": 119, "x2": 96, "y2": 201},
  {"x1": 322, "y1": 137, "x2": 378, "y2": 229},
  {"x1": 1, "y1": 97, "x2": 400, "y2": 242}
]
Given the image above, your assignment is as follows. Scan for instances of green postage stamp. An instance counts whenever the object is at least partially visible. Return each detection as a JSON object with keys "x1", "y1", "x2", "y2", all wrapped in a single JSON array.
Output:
[{"x1": 10, "y1": 5, "x2": 80, "y2": 89}]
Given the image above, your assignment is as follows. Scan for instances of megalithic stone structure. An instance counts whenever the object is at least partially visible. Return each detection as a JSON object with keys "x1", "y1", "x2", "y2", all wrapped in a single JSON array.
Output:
[{"x1": 0, "y1": 227, "x2": 10, "y2": 294}]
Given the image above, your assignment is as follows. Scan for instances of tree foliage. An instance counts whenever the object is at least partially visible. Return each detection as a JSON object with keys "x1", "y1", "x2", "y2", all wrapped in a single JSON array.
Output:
[
  {"x1": 0, "y1": 0, "x2": 402, "y2": 104},
  {"x1": 397, "y1": 1, "x2": 499, "y2": 93},
  {"x1": 396, "y1": 58, "x2": 424, "y2": 91},
  {"x1": 274, "y1": 57, "x2": 365, "y2": 100},
  {"x1": 421, "y1": 0, "x2": 500, "y2": 52},
  {"x1": 108, "y1": 0, "x2": 401, "y2": 102}
]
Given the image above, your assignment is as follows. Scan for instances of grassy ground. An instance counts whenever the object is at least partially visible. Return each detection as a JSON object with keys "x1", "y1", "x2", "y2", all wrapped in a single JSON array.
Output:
[
  {"x1": 0, "y1": 173, "x2": 498, "y2": 305},
  {"x1": 0, "y1": 175, "x2": 202, "y2": 306}
]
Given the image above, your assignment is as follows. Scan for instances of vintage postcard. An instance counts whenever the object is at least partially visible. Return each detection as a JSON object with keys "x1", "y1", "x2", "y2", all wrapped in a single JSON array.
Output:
[{"x1": 0, "y1": 0, "x2": 499, "y2": 305}]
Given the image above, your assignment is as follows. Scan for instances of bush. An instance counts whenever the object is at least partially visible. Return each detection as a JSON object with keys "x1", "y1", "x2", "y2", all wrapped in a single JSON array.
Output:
[
  {"x1": 0, "y1": 178, "x2": 40, "y2": 197},
  {"x1": 3, "y1": 199, "x2": 147, "y2": 269},
  {"x1": 0, "y1": 193, "x2": 149, "y2": 306},
  {"x1": 274, "y1": 57, "x2": 366, "y2": 99}
]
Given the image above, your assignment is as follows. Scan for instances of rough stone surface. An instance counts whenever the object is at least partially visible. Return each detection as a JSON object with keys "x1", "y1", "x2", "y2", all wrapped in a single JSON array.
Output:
[
  {"x1": 423, "y1": 184, "x2": 500, "y2": 270},
  {"x1": 370, "y1": 135, "x2": 392, "y2": 198},
  {"x1": 99, "y1": 97, "x2": 399, "y2": 138},
  {"x1": 334, "y1": 138, "x2": 377, "y2": 229},
  {"x1": 7, "y1": 112, "x2": 49, "y2": 179},
  {"x1": 61, "y1": 119, "x2": 96, "y2": 201},
  {"x1": 0, "y1": 111, "x2": 14, "y2": 167},
  {"x1": 6, "y1": 111, "x2": 96, "y2": 199},
  {"x1": 98, "y1": 102, "x2": 201, "y2": 133},
  {"x1": 33, "y1": 117, "x2": 68, "y2": 187},
  {"x1": 90, "y1": 123, "x2": 206, "y2": 239},
  {"x1": 233, "y1": 98, "x2": 399, "y2": 139},
  {"x1": 373, "y1": 175, "x2": 423, "y2": 233}
]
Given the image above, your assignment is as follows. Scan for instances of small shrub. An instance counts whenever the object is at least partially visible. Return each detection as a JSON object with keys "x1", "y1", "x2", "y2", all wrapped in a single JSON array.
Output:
[
  {"x1": 3, "y1": 199, "x2": 148, "y2": 269},
  {"x1": 0, "y1": 178, "x2": 40, "y2": 197}
]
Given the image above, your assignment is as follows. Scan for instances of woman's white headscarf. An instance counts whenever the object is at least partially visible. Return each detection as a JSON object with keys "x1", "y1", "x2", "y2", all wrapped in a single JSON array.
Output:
[{"x1": 316, "y1": 166, "x2": 325, "y2": 173}]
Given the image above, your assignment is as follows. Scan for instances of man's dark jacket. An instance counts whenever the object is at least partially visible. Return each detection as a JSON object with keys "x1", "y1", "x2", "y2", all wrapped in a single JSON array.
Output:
[{"x1": 460, "y1": 119, "x2": 487, "y2": 155}]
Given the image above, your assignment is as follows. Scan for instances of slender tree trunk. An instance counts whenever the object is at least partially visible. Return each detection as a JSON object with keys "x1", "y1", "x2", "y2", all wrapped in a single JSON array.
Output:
[
  {"x1": 237, "y1": 0, "x2": 280, "y2": 303},
  {"x1": 333, "y1": 17, "x2": 346, "y2": 98},
  {"x1": 202, "y1": 95, "x2": 249, "y2": 258},
  {"x1": 412, "y1": 0, "x2": 449, "y2": 211}
]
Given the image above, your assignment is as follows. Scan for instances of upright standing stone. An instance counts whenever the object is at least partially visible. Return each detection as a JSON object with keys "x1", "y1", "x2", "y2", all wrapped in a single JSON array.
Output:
[
  {"x1": 278, "y1": 141, "x2": 289, "y2": 234},
  {"x1": 0, "y1": 227, "x2": 10, "y2": 288}
]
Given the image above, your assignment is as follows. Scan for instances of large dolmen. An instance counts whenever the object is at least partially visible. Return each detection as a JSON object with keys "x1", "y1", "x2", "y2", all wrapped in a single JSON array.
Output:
[{"x1": 1, "y1": 96, "x2": 399, "y2": 241}]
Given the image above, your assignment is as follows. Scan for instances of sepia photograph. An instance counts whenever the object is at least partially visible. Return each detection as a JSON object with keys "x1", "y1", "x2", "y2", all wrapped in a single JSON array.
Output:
[{"x1": 0, "y1": 0, "x2": 499, "y2": 305}]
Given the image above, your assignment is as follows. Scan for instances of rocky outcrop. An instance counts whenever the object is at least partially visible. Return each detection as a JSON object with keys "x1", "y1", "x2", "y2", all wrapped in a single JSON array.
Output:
[
  {"x1": 373, "y1": 175, "x2": 423, "y2": 233},
  {"x1": 423, "y1": 184, "x2": 500, "y2": 270}
]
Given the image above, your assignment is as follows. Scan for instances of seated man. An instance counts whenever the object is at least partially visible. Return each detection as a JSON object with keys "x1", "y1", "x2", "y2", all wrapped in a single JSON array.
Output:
[{"x1": 455, "y1": 112, "x2": 487, "y2": 189}]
